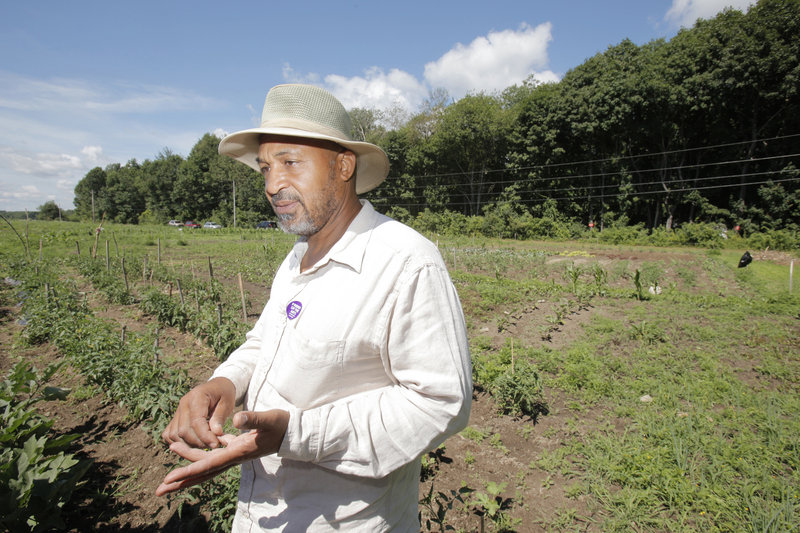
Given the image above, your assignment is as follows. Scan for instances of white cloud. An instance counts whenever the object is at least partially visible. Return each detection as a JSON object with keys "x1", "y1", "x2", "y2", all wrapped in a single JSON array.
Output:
[
  {"x1": 0, "y1": 146, "x2": 81, "y2": 177},
  {"x1": 0, "y1": 70, "x2": 219, "y2": 115},
  {"x1": 281, "y1": 22, "x2": 558, "y2": 116},
  {"x1": 282, "y1": 64, "x2": 321, "y2": 86},
  {"x1": 0, "y1": 184, "x2": 39, "y2": 200},
  {"x1": 424, "y1": 23, "x2": 558, "y2": 98},
  {"x1": 324, "y1": 67, "x2": 429, "y2": 111},
  {"x1": 80, "y1": 145, "x2": 104, "y2": 165},
  {"x1": 665, "y1": 0, "x2": 755, "y2": 27},
  {"x1": 0, "y1": 144, "x2": 110, "y2": 210}
]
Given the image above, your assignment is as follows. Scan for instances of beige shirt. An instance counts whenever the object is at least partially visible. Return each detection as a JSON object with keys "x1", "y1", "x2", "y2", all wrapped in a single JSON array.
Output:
[{"x1": 212, "y1": 201, "x2": 472, "y2": 532}]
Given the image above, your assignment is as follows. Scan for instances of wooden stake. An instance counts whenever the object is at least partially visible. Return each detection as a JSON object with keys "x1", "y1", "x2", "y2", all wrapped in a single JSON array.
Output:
[
  {"x1": 511, "y1": 338, "x2": 515, "y2": 375},
  {"x1": 75, "y1": 241, "x2": 80, "y2": 256},
  {"x1": 790, "y1": 260, "x2": 794, "y2": 294},
  {"x1": 238, "y1": 273, "x2": 247, "y2": 320},
  {"x1": 177, "y1": 279, "x2": 185, "y2": 305},
  {"x1": 105, "y1": 240, "x2": 110, "y2": 271},
  {"x1": 24, "y1": 209, "x2": 30, "y2": 259},
  {"x1": 121, "y1": 325, "x2": 127, "y2": 344},
  {"x1": 157, "y1": 237, "x2": 161, "y2": 264},
  {"x1": 154, "y1": 327, "x2": 160, "y2": 362},
  {"x1": 217, "y1": 303, "x2": 223, "y2": 326},
  {"x1": 121, "y1": 257, "x2": 129, "y2": 292},
  {"x1": 208, "y1": 256, "x2": 214, "y2": 279},
  {"x1": 92, "y1": 213, "x2": 104, "y2": 259}
]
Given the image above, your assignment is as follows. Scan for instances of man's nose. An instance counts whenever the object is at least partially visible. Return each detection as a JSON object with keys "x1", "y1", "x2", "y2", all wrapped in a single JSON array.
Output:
[{"x1": 265, "y1": 169, "x2": 288, "y2": 197}]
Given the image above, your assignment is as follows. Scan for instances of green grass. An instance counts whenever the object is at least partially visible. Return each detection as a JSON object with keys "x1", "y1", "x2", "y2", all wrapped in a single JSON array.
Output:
[{"x1": 3, "y1": 220, "x2": 799, "y2": 532}]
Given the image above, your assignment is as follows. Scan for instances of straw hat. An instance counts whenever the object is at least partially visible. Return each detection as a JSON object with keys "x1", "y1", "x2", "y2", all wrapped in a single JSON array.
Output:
[{"x1": 219, "y1": 84, "x2": 390, "y2": 194}]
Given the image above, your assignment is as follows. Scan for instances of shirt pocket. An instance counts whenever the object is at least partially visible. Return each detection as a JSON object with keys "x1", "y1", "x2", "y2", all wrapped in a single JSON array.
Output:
[{"x1": 269, "y1": 329, "x2": 345, "y2": 409}]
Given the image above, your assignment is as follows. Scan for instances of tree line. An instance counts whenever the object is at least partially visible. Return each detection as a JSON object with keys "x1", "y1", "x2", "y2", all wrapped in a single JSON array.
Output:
[{"x1": 71, "y1": 0, "x2": 799, "y2": 236}]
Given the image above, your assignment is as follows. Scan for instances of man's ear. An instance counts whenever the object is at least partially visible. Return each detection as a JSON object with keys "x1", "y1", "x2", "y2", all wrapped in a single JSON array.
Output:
[{"x1": 337, "y1": 151, "x2": 357, "y2": 182}]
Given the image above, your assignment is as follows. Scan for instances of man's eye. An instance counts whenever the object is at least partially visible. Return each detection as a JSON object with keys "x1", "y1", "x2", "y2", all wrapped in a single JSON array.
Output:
[{"x1": 260, "y1": 166, "x2": 270, "y2": 175}]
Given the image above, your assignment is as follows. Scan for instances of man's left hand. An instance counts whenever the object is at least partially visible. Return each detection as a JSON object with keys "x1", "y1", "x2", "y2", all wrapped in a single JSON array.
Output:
[{"x1": 156, "y1": 409, "x2": 289, "y2": 496}]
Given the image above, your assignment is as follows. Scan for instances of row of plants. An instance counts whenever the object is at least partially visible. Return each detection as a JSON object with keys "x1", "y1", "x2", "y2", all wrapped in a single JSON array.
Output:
[
  {"x1": 10, "y1": 258, "x2": 191, "y2": 435},
  {"x1": 64, "y1": 254, "x2": 244, "y2": 532},
  {"x1": 393, "y1": 206, "x2": 800, "y2": 251},
  {"x1": 1, "y1": 359, "x2": 91, "y2": 532},
  {"x1": 4, "y1": 257, "x2": 243, "y2": 531},
  {"x1": 72, "y1": 253, "x2": 250, "y2": 361}
]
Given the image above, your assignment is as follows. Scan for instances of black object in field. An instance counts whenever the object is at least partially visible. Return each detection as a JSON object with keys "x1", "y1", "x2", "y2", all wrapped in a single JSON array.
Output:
[{"x1": 738, "y1": 251, "x2": 753, "y2": 268}]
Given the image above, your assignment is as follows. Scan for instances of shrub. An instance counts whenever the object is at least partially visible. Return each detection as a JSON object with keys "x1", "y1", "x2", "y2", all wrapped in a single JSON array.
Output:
[
  {"x1": 492, "y1": 359, "x2": 549, "y2": 421},
  {"x1": 747, "y1": 229, "x2": 800, "y2": 251},
  {"x1": 675, "y1": 222, "x2": 724, "y2": 248},
  {"x1": 597, "y1": 224, "x2": 648, "y2": 245},
  {"x1": 528, "y1": 216, "x2": 573, "y2": 240}
]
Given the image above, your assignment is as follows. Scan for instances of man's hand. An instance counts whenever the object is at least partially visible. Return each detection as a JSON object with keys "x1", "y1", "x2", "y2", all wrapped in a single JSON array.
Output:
[
  {"x1": 161, "y1": 377, "x2": 237, "y2": 450},
  {"x1": 156, "y1": 409, "x2": 289, "y2": 497}
]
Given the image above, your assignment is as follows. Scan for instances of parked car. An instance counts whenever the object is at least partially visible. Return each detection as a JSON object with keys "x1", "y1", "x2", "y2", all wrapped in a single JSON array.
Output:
[
  {"x1": 256, "y1": 220, "x2": 277, "y2": 229},
  {"x1": 184, "y1": 221, "x2": 201, "y2": 228},
  {"x1": 167, "y1": 219, "x2": 181, "y2": 226},
  {"x1": 203, "y1": 221, "x2": 222, "y2": 229}
]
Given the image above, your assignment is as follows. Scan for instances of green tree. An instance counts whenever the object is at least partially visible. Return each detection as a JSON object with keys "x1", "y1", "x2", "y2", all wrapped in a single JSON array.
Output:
[
  {"x1": 349, "y1": 107, "x2": 387, "y2": 144},
  {"x1": 429, "y1": 93, "x2": 513, "y2": 215},
  {"x1": 105, "y1": 160, "x2": 146, "y2": 223},
  {"x1": 172, "y1": 134, "x2": 228, "y2": 220},
  {"x1": 37, "y1": 200, "x2": 61, "y2": 220},
  {"x1": 140, "y1": 149, "x2": 184, "y2": 222},
  {"x1": 73, "y1": 167, "x2": 107, "y2": 221}
]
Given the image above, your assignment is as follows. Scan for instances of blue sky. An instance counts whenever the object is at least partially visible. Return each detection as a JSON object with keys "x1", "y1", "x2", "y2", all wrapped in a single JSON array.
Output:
[{"x1": 0, "y1": 0, "x2": 753, "y2": 212}]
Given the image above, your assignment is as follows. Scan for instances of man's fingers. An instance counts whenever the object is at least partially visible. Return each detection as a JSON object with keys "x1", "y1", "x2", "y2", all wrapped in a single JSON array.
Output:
[
  {"x1": 160, "y1": 378, "x2": 236, "y2": 448},
  {"x1": 187, "y1": 416, "x2": 221, "y2": 448},
  {"x1": 168, "y1": 441, "x2": 210, "y2": 462},
  {"x1": 209, "y1": 395, "x2": 234, "y2": 435},
  {"x1": 167, "y1": 435, "x2": 237, "y2": 462},
  {"x1": 156, "y1": 466, "x2": 228, "y2": 496}
]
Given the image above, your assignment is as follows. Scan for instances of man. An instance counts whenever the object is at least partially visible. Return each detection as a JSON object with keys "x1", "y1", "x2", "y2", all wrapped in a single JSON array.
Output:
[{"x1": 157, "y1": 84, "x2": 472, "y2": 532}]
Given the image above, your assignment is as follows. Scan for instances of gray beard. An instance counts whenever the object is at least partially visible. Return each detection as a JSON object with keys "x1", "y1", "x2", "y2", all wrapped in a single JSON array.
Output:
[
  {"x1": 272, "y1": 174, "x2": 336, "y2": 237},
  {"x1": 276, "y1": 211, "x2": 318, "y2": 236},
  {"x1": 271, "y1": 166, "x2": 338, "y2": 237}
]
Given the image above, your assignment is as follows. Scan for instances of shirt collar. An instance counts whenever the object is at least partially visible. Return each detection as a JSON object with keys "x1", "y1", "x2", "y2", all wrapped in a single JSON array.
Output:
[{"x1": 290, "y1": 200, "x2": 378, "y2": 275}]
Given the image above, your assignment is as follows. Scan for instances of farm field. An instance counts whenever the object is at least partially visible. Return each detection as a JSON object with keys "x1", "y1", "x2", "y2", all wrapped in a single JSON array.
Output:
[{"x1": 1, "y1": 220, "x2": 799, "y2": 532}]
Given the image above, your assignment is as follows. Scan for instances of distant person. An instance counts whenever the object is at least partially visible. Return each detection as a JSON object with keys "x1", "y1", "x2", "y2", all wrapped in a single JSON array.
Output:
[{"x1": 157, "y1": 84, "x2": 472, "y2": 532}]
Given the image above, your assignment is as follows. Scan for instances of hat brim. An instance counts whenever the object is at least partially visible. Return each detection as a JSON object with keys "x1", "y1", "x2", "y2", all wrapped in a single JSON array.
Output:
[{"x1": 218, "y1": 127, "x2": 389, "y2": 194}]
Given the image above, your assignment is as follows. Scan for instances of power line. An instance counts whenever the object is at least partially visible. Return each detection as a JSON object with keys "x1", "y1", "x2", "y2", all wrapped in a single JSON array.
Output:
[
  {"x1": 382, "y1": 132, "x2": 800, "y2": 182},
  {"x1": 369, "y1": 175, "x2": 800, "y2": 209},
  {"x1": 497, "y1": 168, "x2": 798, "y2": 195},
  {"x1": 379, "y1": 151, "x2": 800, "y2": 192}
]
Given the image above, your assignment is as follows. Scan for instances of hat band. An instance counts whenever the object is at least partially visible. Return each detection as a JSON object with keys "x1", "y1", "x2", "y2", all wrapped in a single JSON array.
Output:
[{"x1": 260, "y1": 117, "x2": 351, "y2": 143}]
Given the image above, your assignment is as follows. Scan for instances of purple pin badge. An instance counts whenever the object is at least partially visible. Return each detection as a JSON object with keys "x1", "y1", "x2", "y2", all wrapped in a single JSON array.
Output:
[{"x1": 286, "y1": 300, "x2": 302, "y2": 320}]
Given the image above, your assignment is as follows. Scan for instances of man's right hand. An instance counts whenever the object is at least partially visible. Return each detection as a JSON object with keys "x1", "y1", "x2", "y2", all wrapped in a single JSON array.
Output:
[{"x1": 161, "y1": 377, "x2": 236, "y2": 449}]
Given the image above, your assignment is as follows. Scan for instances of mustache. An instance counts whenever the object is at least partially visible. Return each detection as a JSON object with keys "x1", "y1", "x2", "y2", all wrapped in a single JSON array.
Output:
[{"x1": 270, "y1": 190, "x2": 303, "y2": 207}]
